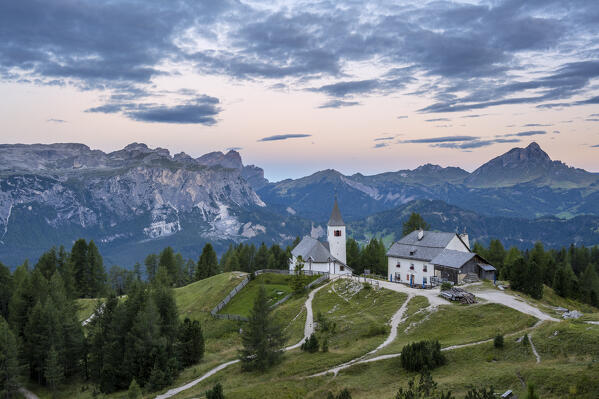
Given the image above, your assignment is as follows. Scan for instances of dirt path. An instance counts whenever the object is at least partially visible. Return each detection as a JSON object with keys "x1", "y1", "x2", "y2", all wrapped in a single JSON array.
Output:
[
  {"x1": 529, "y1": 336, "x2": 541, "y2": 363},
  {"x1": 475, "y1": 290, "x2": 558, "y2": 321},
  {"x1": 154, "y1": 277, "x2": 336, "y2": 398},
  {"x1": 18, "y1": 387, "x2": 39, "y2": 399}
]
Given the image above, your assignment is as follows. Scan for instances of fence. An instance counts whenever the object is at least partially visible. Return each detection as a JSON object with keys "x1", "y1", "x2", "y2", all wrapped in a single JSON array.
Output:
[{"x1": 210, "y1": 270, "x2": 330, "y2": 322}]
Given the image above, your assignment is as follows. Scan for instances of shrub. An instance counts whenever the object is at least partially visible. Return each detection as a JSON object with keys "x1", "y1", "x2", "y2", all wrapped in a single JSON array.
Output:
[
  {"x1": 363, "y1": 282, "x2": 372, "y2": 290},
  {"x1": 494, "y1": 334, "x2": 504, "y2": 349},
  {"x1": 441, "y1": 282, "x2": 452, "y2": 291},
  {"x1": 316, "y1": 311, "x2": 336, "y2": 333},
  {"x1": 321, "y1": 337, "x2": 329, "y2": 352},
  {"x1": 206, "y1": 383, "x2": 224, "y2": 399},
  {"x1": 301, "y1": 333, "x2": 319, "y2": 353},
  {"x1": 363, "y1": 323, "x2": 388, "y2": 338},
  {"x1": 400, "y1": 340, "x2": 446, "y2": 372}
]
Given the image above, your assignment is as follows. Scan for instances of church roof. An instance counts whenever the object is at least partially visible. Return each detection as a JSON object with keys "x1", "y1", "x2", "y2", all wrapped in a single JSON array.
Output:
[
  {"x1": 292, "y1": 236, "x2": 344, "y2": 265},
  {"x1": 328, "y1": 198, "x2": 345, "y2": 226}
]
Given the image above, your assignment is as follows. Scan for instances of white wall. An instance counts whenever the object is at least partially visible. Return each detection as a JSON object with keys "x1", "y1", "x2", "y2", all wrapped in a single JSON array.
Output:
[
  {"x1": 327, "y1": 225, "x2": 347, "y2": 264},
  {"x1": 289, "y1": 256, "x2": 352, "y2": 275},
  {"x1": 387, "y1": 256, "x2": 435, "y2": 286}
]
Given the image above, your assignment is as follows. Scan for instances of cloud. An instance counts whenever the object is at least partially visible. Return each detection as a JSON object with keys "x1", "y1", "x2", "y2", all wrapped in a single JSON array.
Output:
[
  {"x1": 373, "y1": 142, "x2": 389, "y2": 148},
  {"x1": 591, "y1": 144, "x2": 599, "y2": 148},
  {"x1": 46, "y1": 118, "x2": 67, "y2": 123},
  {"x1": 425, "y1": 118, "x2": 450, "y2": 122},
  {"x1": 502, "y1": 130, "x2": 547, "y2": 137},
  {"x1": 553, "y1": 130, "x2": 560, "y2": 134},
  {"x1": 374, "y1": 136, "x2": 394, "y2": 141},
  {"x1": 461, "y1": 114, "x2": 487, "y2": 118},
  {"x1": 397, "y1": 116, "x2": 408, "y2": 119},
  {"x1": 258, "y1": 134, "x2": 312, "y2": 142},
  {"x1": 523, "y1": 123, "x2": 552, "y2": 127},
  {"x1": 88, "y1": 95, "x2": 221, "y2": 125},
  {"x1": 318, "y1": 100, "x2": 360, "y2": 109},
  {"x1": 433, "y1": 138, "x2": 520, "y2": 149},
  {"x1": 401, "y1": 136, "x2": 479, "y2": 144},
  {"x1": 226, "y1": 147, "x2": 243, "y2": 151},
  {"x1": 590, "y1": 114, "x2": 599, "y2": 117},
  {"x1": 586, "y1": 118, "x2": 599, "y2": 122}
]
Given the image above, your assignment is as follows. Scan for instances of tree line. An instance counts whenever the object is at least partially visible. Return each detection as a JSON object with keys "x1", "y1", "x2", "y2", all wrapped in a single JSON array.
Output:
[
  {"x1": 0, "y1": 240, "x2": 204, "y2": 397},
  {"x1": 473, "y1": 239, "x2": 599, "y2": 305}
]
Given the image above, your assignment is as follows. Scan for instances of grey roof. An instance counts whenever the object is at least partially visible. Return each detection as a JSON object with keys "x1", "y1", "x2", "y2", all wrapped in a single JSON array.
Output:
[
  {"x1": 478, "y1": 263, "x2": 496, "y2": 272},
  {"x1": 430, "y1": 249, "x2": 476, "y2": 269},
  {"x1": 386, "y1": 242, "x2": 445, "y2": 262},
  {"x1": 397, "y1": 230, "x2": 457, "y2": 248},
  {"x1": 328, "y1": 198, "x2": 345, "y2": 226},
  {"x1": 292, "y1": 236, "x2": 339, "y2": 263},
  {"x1": 386, "y1": 230, "x2": 462, "y2": 261}
]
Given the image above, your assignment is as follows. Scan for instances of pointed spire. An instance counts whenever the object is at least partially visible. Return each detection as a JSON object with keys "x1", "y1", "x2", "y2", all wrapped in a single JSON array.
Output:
[{"x1": 328, "y1": 197, "x2": 345, "y2": 226}]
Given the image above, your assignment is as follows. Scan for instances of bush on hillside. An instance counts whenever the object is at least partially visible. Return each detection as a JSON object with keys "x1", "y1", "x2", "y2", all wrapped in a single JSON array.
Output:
[
  {"x1": 400, "y1": 340, "x2": 446, "y2": 372},
  {"x1": 206, "y1": 383, "x2": 224, "y2": 399},
  {"x1": 441, "y1": 282, "x2": 452, "y2": 291},
  {"x1": 301, "y1": 333, "x2": 319, "y2": 353},
  {"x1": 494, "y1": 334, "x2": 504, "y2": 349}
]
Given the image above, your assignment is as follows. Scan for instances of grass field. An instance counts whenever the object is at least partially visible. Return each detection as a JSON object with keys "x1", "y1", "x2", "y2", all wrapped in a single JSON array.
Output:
[
  {"x1": 219, "y1": 273, "x2": 303, "y2": 317},
  {"x1": 76, "y1": 298, "x2": 101, "y2": 323},
  {"x1": 375, "y1": 302, "x2": 538, "y2": 356}
]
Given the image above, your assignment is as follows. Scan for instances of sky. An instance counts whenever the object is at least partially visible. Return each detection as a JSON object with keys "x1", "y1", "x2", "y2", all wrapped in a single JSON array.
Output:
[{"x1": 1, "y1": 0, "x2": 598, "y2": 181}]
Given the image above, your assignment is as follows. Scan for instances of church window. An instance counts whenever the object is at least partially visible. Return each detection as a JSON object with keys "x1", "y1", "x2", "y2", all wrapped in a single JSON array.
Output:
[{"x1": 334, "y1": 230, "x2": 342, "y2": 237}]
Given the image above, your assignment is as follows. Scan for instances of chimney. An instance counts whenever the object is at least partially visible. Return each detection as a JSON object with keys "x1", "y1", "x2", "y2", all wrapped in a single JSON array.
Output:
[{"x1": 417, "y1": 229, "x2": 424, "y2": 241}]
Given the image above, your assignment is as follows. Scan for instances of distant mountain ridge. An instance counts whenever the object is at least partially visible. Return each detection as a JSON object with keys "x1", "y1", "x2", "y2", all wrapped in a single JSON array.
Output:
[{"x1": 1, "y1": 141, "x2": 598, "y2": 267}]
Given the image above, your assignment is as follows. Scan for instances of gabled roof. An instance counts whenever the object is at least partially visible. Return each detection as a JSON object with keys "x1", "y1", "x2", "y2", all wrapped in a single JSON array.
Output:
[
  {"x1": 430, "y1": 249, "x2": 476, "y2": 269},
  {"x1": 292, "y1": 236, "x2": 341, "y2": 264},
  {"x1": 328, "y1": 198, "x2": 345, "y2": 226},
  {"x1": 478, "y1": 263, "x2": 496, "y2": 272},
  {"x1": 397, "y1": 230, "x2": 456, "y2": 248},
  {"x1": 386, "y1": 230, "x2": 462, "y2": 261}
]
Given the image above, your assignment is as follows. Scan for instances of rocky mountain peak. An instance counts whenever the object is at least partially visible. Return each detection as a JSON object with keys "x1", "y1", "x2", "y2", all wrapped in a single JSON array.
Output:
[{"x1": 500, "y1": 142, "x2": 550, "y2": 165}]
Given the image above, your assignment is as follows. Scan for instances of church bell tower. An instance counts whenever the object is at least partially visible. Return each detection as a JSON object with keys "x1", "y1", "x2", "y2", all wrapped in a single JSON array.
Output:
[{"x1": 327, "y1": 197, "x2": 346, "y2": 264}]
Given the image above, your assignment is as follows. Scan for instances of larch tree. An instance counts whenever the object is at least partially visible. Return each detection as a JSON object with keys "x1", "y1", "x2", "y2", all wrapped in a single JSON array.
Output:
[{"x1": 402, "y1": 212, "x2": 430, "y2": 236}]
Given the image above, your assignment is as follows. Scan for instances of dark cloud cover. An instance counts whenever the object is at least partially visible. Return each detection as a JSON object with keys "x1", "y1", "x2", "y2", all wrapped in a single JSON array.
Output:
[
  {"x1": 258, "y1": 134, "x2": 312, "y2": 142},
  {"x1": 1, "y1": 0, "x2": 599, "y2": 122}
]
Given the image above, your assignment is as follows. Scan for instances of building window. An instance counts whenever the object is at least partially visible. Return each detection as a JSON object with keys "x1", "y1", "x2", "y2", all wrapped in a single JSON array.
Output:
[
  {"x1": 423, "y1": 277, "x2": 427, "y2": 284},
  {"x1": 340, "y1": 265, "x2": 344, "y2": 271},
  {"x1": 334, "y1": 230, "x2": 342, "y2": 237},
  {"x1": 410, "y1": 264, "x2": 415, "y2": 270},
  {"x1": 423, "y1": 265, "x2": 428, "y2": 272},
  {"x1": 396, "y1": 262, "x2": 401, "y2": 268},
  {"x1": 395, "y1": 272, "x2": 401, "y2": 281}
]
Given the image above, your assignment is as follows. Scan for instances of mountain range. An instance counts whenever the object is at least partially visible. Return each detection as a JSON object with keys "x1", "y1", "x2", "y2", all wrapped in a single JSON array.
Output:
[{"x1": 0, "y1": 141, "x2": 598, "y2": 267}]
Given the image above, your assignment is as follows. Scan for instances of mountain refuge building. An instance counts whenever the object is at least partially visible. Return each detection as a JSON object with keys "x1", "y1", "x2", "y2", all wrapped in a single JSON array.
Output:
[
  {"x1": 289, "y1": 198, "x2": 352, "y2": 275},
  {"x1": 386, "y1": 230, "x2": 496, "y2": 287}
]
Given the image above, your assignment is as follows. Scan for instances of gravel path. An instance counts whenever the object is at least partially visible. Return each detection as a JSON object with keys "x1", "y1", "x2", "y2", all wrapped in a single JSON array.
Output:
[
  {"x1": 154, "y1": 277, "x2": 336, "y2": 398},
  {"x1": 529, "y1": 336, "x2": 541, "y2": 363},
  {"x1": 475, "y1": 290, "x2": 558, "y2": 321},
  {"x1": 18, "y1": 387, "x2": 39, "y2": 399}
]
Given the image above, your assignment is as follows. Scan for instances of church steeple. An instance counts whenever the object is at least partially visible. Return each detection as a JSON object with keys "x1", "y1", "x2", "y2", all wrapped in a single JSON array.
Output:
[
  {"x1": 327, "y1": 197, "x2": 346, "y2": 265},
  {"x1": 328, "y1": 197, "x2": 345, "y2": 227}
]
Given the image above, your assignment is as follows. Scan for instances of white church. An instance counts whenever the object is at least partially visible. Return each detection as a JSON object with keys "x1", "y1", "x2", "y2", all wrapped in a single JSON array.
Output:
[{"x1": 288, "y1": 198, "x2": 353, "y2": 275}]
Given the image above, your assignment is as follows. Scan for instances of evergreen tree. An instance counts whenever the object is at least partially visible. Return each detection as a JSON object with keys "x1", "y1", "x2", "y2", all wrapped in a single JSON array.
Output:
[
  {"x1": 206, "y1": 383, "x2": 224, "y2": 399},
  {"x1": 127, "y1": 379, "x2": 142, "y2": 399},
  {"x1": 197, "y1": 243, "x2": 218, "y2": 280},
  {"x1": 486, "y1": 239, "x2": 506, "y2": 273},
  {"x1": 145, "y1": 254, "x2": 159, "y2": 282},
  {"x1": 471, "y1": 242, "x2": 487, "y2": 258},
  {"x1": 177, "y1": 318, "x2": 205, "y2": 367},
  {"x1": 291, "y1": 257, "x2": 306, "y2": 294},
  {"x1": 346, "y1": 239, "x2": 361, "y2": 274},
  {"x1": 0, "y1": 317, "x2": 20, "y2": 398},
  {"x1": 35, "y1": 247, "x2": 58, "y2": 280},
  {"x1": 70, "y1": 239, "x2": 89, "y2": 297},
  {"x1": 133, "y1": 262, "x2": 143, "y2": 281},
  {"x1": 360, "y1": 238, "x2": 386, "y2": 276},
  {"x1": 553, "y1": 264, "x2": 577, "y2": 298},
  {"x1": 159, "y1": 247, "x2": 177, "y2": 284},
  {"x1": 0, "y1": 263, "x2": 12, "y2": 320},
  {"x1": 254, "y1": 243, "x2": 269, "y2": 270},
  {"x1": 239, "y1": 286, "x2": 286, "y2": 371},
  {"x1": 579, "y1": 263, "x2": 599, "y2": 306},
  {"x1": 402, "y1": 213, "x2": 430, "y2": 236},
  {"x1": 87, "y1": 241, "x2": 106, "y2": 298},
  {"x1": 44, "y1": 346, "x2": 63, "y2": 394}
]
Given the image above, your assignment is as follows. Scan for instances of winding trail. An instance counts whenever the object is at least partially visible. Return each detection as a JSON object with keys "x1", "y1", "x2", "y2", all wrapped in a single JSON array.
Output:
[
  {"x1": 18, "y1": 387, "x2": 39, "y2": 399},
  {"x1": 154, "y1": 277, "x2": 336, "y2": 399},
  {"x1": 529, "y1": 336, "x2": 541, "y2": 363}
]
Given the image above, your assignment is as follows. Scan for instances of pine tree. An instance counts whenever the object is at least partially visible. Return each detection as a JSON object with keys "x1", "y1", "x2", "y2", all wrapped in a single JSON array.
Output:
[
  {"x1": 486, "y1": 239, "x2": 506, "y2": 273},
  {"x1": 0, "y1": 263, "x2": 12, "y2": 320},
  {"x1": 87, "y1": 241, "x2": 106, "y2": 297},
  {"x1": 70, "y1": 239, "x2": 89, "y2": 297},
  {"x1": 177, "y1": 318, "x2": 205, "y2": 367},
  {"x1": 44, "y1": 346, "x2": 63, "y2": 394},
  {"x1": 579, "y1": 263, "x2": 599, "y2": 306},
  {"x1": 145, "y1": 254, "x2": 159, "y2": 282},
  {"x1": 127, "y1": 378, "x2": 142, "y2": 399},
  {"x1": 239, "y1": 286, "x2": 286, "y2": 371},
  {"x1": 206, "y1": 383, "x2": 224, "y2": 399},
  {"x1": 197, "y1": 243, "x2": 218, "y2": 280},
  {"x1": 159, "y1": 247, "x2": 177, "y2": 285},
  {"x1": 346, "y1": 239, "x2": 361, "y2": 274},
  {"x1": 254, "y1": 243, "x2": 269, "y2": 270},
  {"x1": 0, "y1": 317, "x2": 20, "y2": 398},
  {"x1": 402, "y1": 213, "x2": 430, "y2": 236}
]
